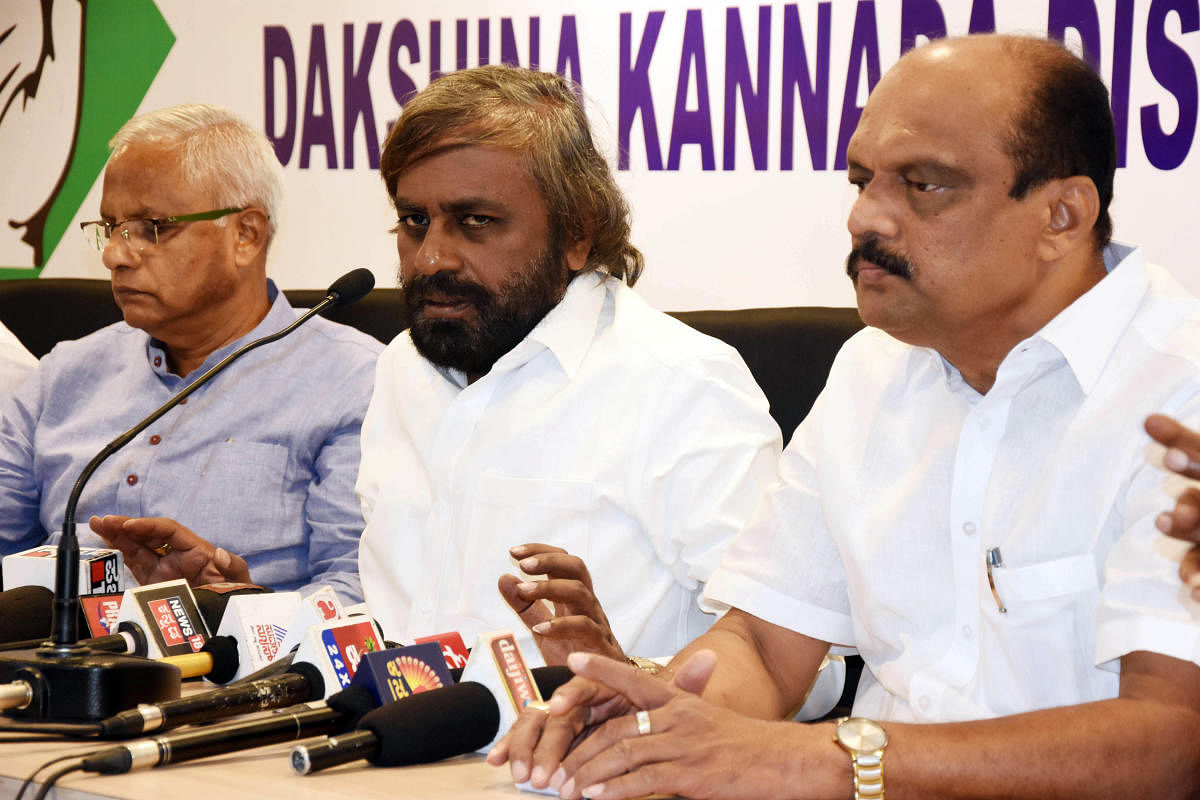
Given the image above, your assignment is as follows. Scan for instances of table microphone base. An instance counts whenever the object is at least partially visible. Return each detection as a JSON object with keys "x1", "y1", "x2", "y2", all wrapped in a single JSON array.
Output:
[{"x1": 0, "y1": 644, "x2": 179, "y2": 721}]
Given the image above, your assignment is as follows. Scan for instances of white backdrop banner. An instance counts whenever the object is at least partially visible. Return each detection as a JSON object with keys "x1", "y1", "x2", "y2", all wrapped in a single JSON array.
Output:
[{"x1": 3, "y1": 0, "x2": 1197, "y2": 310}]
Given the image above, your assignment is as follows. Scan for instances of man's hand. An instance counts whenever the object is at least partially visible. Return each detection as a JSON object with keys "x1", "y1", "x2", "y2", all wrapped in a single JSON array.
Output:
[
  {"x1": 89, "y1": 515, "x2": 250, "y2": 587},
  {"x1": 491, "y1": 650, "x2": 834, "y2": 800},
  {"x1": 1145, "y1": 414, "x2": 1200, "y2": 596},
  {"x1": 498, "y1": 543, "x2": 625, "y2": 665}
]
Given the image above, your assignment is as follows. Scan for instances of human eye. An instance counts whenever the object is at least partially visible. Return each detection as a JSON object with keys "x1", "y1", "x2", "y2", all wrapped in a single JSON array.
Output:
[
  {"x1": 460, "y1": 214, "x2": 493, "y2": 229},
  {"x1": 846, "y1": 168, "x2": 870, "y2": 193},
  {"x1": 389, "y1": 212, "x2": 428, "y2": 234},
  {"x1": 904, "y1": 178, "x2": 943, "y2": 193}
]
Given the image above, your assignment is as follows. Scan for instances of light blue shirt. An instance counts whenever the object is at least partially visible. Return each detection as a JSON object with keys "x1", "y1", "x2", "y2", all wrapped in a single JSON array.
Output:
[{"x1": 0, "y1": 282, "x2": 383, "y2": 602}]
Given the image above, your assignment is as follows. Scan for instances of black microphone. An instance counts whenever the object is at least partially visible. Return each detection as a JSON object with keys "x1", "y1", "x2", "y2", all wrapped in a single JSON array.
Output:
[
  {"x1": 191, "y1": 583, "x2": 274, "y2": 632},
  {"x1": 291, "y1": 665, "x2": 574, "y2": 775},
  {"x1": 0, "y1": 586, "x2": 55, "y2": 644},
  {"x1": 81, "y1": 691, "x2": 378, "y2": 774},
  {"x1": 97, "y1": 661, "x2": 326, "y2": 738},
  {"x1": 0, "y1": 269, "x2": 377, "y2": 721},
  {"x1": 325, "y1": 267, "x2": 375, "y2": 307}
]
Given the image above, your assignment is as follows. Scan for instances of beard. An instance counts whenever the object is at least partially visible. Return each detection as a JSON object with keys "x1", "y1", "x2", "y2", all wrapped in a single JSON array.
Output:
[
  {"x1": 402, "y1": 243, "x2": 570, "y2": 379},
  {"x1": 846, "y1": 234, "x2": 915, "y2": 282}
]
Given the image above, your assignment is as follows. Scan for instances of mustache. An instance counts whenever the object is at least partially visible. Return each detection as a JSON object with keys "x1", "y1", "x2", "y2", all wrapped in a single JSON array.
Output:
[
  {"x1": 846, "y1": 237, "x2": 914, "y2": 281},
  {"x1": 404, "y1": 270, "x2": 493, "y2": 309}
]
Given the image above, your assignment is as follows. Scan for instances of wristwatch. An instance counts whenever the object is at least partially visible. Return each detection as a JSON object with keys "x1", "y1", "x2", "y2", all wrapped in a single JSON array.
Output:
[{"x1": 833, "y1": 716, "x2": 887, "y2": 799}]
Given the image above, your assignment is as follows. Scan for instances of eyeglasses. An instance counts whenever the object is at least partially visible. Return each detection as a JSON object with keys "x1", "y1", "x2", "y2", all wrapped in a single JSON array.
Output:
[{"x1": 78, "y1": 207, "x2": 245, "y2": 253}]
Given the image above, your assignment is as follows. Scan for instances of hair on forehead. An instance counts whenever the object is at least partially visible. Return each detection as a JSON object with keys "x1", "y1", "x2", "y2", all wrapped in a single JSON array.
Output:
[
  {"x1": 380, "y1": 65, "x2": 643, "y2": 286},
  {"x1": 109, "y1": 104, "x2": 283, "y2": 239}
]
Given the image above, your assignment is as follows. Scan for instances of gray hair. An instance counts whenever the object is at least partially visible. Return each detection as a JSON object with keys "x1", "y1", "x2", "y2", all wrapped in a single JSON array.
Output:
[{"x1": 109, "y1": 104, "x2": 283, "y2": 239}]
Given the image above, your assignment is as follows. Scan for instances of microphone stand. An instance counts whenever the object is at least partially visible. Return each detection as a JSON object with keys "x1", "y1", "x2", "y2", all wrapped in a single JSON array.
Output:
[{"x1": 0, "y1": 269, "x2": 375, "y2": 720}]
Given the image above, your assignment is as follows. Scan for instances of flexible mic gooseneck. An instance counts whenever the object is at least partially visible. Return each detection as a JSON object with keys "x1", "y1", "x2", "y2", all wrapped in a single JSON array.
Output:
[
  {"x1": 51, "y1": 266, "x2": 376, "y2": 647},
  {"x1": 0, "y1": 269, "x2": 376, "y2": 721}
]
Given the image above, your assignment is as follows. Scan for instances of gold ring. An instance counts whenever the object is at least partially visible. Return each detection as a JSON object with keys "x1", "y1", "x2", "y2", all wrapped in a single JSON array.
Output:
[
  {"x1": 635, "y1": 709, "x2": 651, "y2": 736},
  {"x1": 151, "y1": 542, "x2": 173, "y2": 557},
  {"x1": 525, "y1": 701, "x2": 551, "y2": 715}
]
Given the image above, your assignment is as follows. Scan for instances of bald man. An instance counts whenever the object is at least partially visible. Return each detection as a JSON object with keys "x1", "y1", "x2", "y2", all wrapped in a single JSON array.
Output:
[{"x1": 493, "y1": 34, "x2": 1200, "y2": 800}]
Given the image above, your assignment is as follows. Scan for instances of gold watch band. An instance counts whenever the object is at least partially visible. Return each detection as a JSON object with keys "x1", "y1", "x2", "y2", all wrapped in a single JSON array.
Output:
[
  {"x1": 626, "y1": 655, "x2": 664, "y2": 675},
  {"x1": 850, "y1": 751, "x2": 884, "y2": 798}
]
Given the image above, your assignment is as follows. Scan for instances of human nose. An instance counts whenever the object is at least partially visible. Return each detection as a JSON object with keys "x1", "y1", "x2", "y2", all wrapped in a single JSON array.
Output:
[
  {"x1": 100, "y1": 225, "x2": 141, "y2": 271},
  {"x1": 407, "y1": 221, "x2": 463, "y2": 277},
  {"x1": 846, "y1": 181, "x2": 901, "y2": 241}
]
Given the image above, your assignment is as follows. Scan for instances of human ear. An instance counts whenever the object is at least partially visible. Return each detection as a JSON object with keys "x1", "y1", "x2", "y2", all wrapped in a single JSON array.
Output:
[
  {"x1": 1038, "y1": 176, "x2": 1100, "y2": 261},
  {"x1": 233, "y1": 208, "x2": 270, "y2": 267},
  {"x1": 564, "y1": 234, "x2": 593, "y2": 273}
]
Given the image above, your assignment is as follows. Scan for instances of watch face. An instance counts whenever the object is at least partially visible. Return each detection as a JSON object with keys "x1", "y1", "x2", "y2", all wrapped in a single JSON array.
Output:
[{"x1": 837, "y1": 717, "x2": 888, "y2": 752}]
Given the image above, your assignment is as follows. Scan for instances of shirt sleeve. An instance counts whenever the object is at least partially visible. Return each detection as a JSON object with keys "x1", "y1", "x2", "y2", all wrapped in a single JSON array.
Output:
[
  {"x1": 630, "y1": 347, "x2": 783, "y2": 593},
  {"x1": 299, "y1": 349, "x2": 378, "y2": 605},
  {"x1": 1096, "y1": 393, "x2": 1200, "y2": 668},
  {"x1": 702, "y1": 340, "x2": 864, "y2": 650},
  {"x1": 0, "y1": 362, "x2": 49, "y2": 555}
]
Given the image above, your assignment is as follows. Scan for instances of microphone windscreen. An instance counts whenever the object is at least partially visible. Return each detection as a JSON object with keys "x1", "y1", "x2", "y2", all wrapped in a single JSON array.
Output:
[
  {"x1": 532, "y1": 666, "x2": 574, "y2": 699},
  {"x1": 325, "y1": 684, "x2": 379, "y2": 724},
  {"x1": 201, "y1": 635, "x2": 241, "y2": 684},
  {"x1": 192, "y1": 583, "x2": 273, "y2": 632},
  {"x1": 326, "y1": 268, "x2": 375, "y2": 308},
  {"x1": 361, "y1": 681, "x2": 500, "y2": 767},
  {"x1": 0, "y1": 585, "x2": 54, "y2": 643}
]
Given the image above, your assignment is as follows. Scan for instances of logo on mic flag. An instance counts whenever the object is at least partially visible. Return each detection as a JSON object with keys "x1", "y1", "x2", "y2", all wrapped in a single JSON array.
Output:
[
  {"x1": 350, "y1": 641, "x2": 453, "y2": 704},
  {"x1": 320, "y1": 620, "x2": 381, "y2": 688}
]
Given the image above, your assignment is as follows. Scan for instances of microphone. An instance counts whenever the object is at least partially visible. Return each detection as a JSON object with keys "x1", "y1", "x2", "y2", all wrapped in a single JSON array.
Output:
[
  {"x1": 191, "y1": 582, "x2": 274, "y2": 632},
  {"x1": 325, "y1": 267, "x2": 375, "y2": 307},
  {"x1": 290, "y1": 665, "x2": 574, "y2": 774},
  {"x1": 81, "y1": 696, "x2": 376, "y2": 774},
  {"x1": 0, "y1": 586, "x2": 54, "y2": 644},
  {"x1": 97, "y1": 661, "x2": 326, "y2": 738},
  {"x1": 0, "y1": 269, "x2": 376, "y2": 720}
]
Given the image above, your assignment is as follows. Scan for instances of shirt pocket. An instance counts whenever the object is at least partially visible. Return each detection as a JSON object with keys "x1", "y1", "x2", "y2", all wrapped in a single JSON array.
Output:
[
  {"x1": 989, "y1": 552, "x2": 1103, "y2": 705},
  {"x1": 177, "y1": 441, "x2": 291, "y2": 554},
  {"x1": 457, "y1": 474, "x2": 594, "y2": 621}
]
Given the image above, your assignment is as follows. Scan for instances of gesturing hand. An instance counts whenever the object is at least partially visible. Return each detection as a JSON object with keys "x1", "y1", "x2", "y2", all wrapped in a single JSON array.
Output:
[
  {"x1": 499, "y1": 543, "x2": 625, "y2": 665},
  {"x1": 89, "y1": 515, "x2": 250, "y2": 587},
  {"x1": 1145, "y1": 414, "x2": 1200, "y2": 596}
]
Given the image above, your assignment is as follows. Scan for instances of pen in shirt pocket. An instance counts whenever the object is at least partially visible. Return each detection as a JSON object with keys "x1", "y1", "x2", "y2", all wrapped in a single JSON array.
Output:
[{"x1": 985, "y1": 547, "x2": 1007, "y2": 613}]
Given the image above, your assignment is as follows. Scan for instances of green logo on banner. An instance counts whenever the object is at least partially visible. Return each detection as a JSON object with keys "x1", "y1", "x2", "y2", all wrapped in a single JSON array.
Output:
[{"x1": 0, "y1": 0, "x2": 174, "y2": 277}]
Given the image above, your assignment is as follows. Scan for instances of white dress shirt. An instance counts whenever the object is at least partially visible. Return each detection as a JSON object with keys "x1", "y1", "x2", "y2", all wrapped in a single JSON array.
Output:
[
  {"x1": 358, "y1": 273, "x2": 782, "y2": 660},
  {"x1": 704, "y1": 243, "x2": 1200, "y2": 723}
]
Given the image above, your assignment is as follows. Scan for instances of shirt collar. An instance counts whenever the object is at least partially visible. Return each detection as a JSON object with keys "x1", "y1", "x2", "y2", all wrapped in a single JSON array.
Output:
[
  {"x1": 520, "y1": 272, "x2": 607, "y2": 379},
  {"x1": 429, "y1": 272, "x2": 609, "y2": 389},
  {"x1": 1035, "y1": 242, "x2": 1146, "y2": 394}
]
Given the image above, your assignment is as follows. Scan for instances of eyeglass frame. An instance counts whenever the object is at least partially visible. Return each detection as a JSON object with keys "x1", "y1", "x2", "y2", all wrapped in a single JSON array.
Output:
[{"x1": 78, "y1": 207, "x2": 246, "y2": 252}]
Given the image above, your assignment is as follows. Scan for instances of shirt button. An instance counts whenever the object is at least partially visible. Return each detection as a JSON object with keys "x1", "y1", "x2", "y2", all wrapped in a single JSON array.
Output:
[
  {"x1": 126, "y1": 474, "x2": 138, "y2": 486},
  {"x1": 153, "y1": 356, "x2": 162, "y2": 367},
  {"x1": 961, "y1": 625, "x2": 974, "y2": 641},
  {"x1": 962, "y1": 521, "x2": 976, "y2": 535},
  {"x1": 149, "y1": 435, "x2": 161, "y2": 445},
  {"x1": 918, "y1": 695, "x2": 931, "y2": 711}
]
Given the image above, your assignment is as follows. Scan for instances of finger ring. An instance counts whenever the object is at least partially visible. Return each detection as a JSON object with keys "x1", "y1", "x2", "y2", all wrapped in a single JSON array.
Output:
[
  {"x1": 635, "y1": 709, "x2": 651, "y2": 736},
  {"x1": 151, "y1": 542, "x2": 173, "y2": 557},
  {"x1": 525, "y1": 701, "x2": 551, "y2": 715}
]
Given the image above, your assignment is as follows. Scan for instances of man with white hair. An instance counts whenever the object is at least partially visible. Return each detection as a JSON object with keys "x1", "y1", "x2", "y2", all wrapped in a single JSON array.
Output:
[{"x1": 0, "y1": 104, "x2": 381, "y2": 602}]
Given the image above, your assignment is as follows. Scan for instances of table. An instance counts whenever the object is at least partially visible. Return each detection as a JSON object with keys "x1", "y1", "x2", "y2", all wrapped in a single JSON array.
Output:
[{"x1": 0, "y1": 730, "x2": 531, "y2": 799}]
